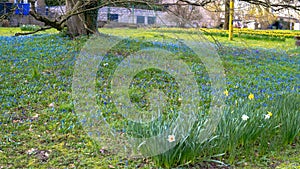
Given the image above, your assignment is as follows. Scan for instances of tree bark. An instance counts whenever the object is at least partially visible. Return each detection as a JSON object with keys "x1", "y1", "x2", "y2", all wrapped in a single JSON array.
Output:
[
  {"x1": 223, "y1": 0, "x2": 230, "y2": 30},
  {"x1": 84, "y1": 0, "x2": 100, "y2": 35},
  {"x1": 66, "y1": 0, "x2": 99, "y2": 37}
]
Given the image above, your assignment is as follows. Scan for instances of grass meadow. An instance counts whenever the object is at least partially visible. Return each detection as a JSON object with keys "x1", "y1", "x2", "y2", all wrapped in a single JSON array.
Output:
[{"x1": 0, "y1": 27, "x2": 299, "y2": 168}]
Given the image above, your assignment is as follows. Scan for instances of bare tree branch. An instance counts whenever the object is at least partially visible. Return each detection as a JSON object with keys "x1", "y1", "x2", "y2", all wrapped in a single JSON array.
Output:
[
  {"x1": 15, "y1": 26, "x2": 52, "y2": 36},
  {"x1": 240, "y1": 0, "x2": 300, "y2": 12},
  {"x1": 28, "y1": 0, "x2": 64, "y2": 30}
]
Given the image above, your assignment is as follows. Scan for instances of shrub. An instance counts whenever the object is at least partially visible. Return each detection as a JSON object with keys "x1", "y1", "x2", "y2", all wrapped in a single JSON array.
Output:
[{"x1": 20, "y1": 24, "x2": 41, "y2": 31}]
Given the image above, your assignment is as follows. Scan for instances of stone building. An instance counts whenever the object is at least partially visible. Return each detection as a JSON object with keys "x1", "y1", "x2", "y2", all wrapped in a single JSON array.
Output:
[{"x1": 98, "y1": 6, "x2": 173, "y2": 27}]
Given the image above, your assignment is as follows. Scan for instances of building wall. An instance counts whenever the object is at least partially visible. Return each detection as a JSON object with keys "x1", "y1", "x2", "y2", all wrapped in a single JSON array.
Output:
[
  {"x1": 49, "y1": 6, "x2": 176, "y2": 26},
  {"x1": 9, "y1": 15, "x2": 46, "y2": 26},
  {"x1": 98, "y1": 7, "x2": 175, "y2": 26},
  {"x1": 9, "y1": 0, "x2": 45, "y2": 7},
  {"x1": 5, "y1": 0, "x2": 47, "y2": 26}
]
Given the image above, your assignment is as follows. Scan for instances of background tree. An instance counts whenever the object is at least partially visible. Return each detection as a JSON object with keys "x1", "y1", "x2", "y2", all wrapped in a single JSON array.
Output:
[
  {"x1": 223, "y1": 0, "x2": 229, "y2": 30},
  {"x1": 246, "y1": 4, "x2": 277, "y2": 29},
  {"x1": 165, "y1": 1, "x2": 203, "y2": 27},
  {"x1": 228, "y1": 0, "x2": 300, "y2": 29},
  {"x1": 202, "y1": 0, "x2": 223, "y2": 28}
]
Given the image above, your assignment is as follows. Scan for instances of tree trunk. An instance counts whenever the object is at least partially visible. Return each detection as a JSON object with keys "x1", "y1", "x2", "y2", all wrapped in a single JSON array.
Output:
[
  {"x1": 84, "y1": 0, "x2": 100, "y2": 35},
  {"x1": 66, "y1": 0, "x2": 99, "y2": 37},
  {"x1": 223, "y1": 0, "x2": 230, "y2": 30}
]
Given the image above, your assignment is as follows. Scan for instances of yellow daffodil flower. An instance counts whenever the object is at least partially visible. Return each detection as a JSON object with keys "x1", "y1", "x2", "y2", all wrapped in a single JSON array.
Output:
[{"x1": 248, "y1": 93, "x2": 254, "y2": 100}]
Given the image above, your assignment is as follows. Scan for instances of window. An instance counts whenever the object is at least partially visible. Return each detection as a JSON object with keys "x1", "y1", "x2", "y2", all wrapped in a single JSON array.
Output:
[
  {"x1": 137, "y1": 16, "x2": 145, "y2": 24},
  {"x1": 0, "y1": 4, "x2": 4, "y2": 15},
  {"x1": 14, "y1": 0, "x2": 28, "y2": 3},
  {"x1": 163, "y1": 5, "x2": 169, "y2": 10},
  {"x1": 108, "y1": 14, "x2": 118, "y2": 22},
  {"x1": 147, "y1": 16, "x2": 156, "y2": 25},
  {"x1": 15, "y1": 1, "x2": 30, "y2": 15}
]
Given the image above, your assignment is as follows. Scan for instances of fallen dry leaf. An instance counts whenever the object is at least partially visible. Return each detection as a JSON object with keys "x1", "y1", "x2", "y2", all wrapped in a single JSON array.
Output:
[
  {"x1": 48, "y1": 103, "x2": 55, "y2": 107},
  {"x1": 108, "y1": 165, "x2": 115, "y2": 168}
]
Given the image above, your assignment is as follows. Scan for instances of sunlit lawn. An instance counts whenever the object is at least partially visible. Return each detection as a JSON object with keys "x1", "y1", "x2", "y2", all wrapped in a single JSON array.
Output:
[
  {"x1": 1, "y1": 27, "x2": 297, "y2": 50},
  {"x1": 0, "y1": 27, "x2": 299, "y2": 168},
  {"x1": 99, "y1": 28, "x2": 298, "y2": 51},
  {"x1": 0, "y1": 27, "x2": 58, "y2": 36}
]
